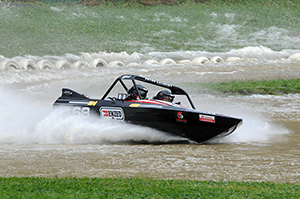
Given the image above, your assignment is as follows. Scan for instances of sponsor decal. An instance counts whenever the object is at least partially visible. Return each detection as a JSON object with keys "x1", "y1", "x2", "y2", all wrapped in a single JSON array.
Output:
[
  {"x1": 87, "y1": 101, "x2": 98, "y2": 106},
  {"x1": 144, "y1": 78, "x2": 172, "y2": 87},
  {"x1": 199, "y1": 114, "x2": 215, "y2": 123},
  {"x1": 129, "y1": 103, "x2": 141, "y2": 108},
  {"x1": 100, "y1": 107, "x2": 124, "y2": 120},
  {"x1": 176, "y1": 111, "x2": 187, "y2": 123}
]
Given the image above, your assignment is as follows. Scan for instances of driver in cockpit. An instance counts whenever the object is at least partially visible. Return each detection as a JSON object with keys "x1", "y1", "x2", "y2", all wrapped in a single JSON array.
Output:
[
  {"x1": 127, "y1": 85, "x2": 148, "y2": 100},
  {"x1": 153, "y1": 90, "x2": 174, "y2": 103}
]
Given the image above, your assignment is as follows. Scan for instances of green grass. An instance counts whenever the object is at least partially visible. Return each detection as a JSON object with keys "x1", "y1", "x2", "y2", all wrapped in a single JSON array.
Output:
[
  {"x1": 192, "y1": 78, "x2": 300, "y2": 95},
  {"x1": 1, "y1": 1, "x2": 300, "y2": 57},
  {"x1": 1, "y1": 177, "x2": 300, "y2": 198}
]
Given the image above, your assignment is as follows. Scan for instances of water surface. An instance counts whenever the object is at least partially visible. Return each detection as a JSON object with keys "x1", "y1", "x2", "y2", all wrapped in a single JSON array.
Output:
[{"x1": 0, "y1": 3, "x2": 300, "y2": 183}]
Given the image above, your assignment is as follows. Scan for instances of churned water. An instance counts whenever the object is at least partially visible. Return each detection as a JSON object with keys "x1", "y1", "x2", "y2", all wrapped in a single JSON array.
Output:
[{"x1": 0, "y1": 3, "x2": 299, "y2": 183}]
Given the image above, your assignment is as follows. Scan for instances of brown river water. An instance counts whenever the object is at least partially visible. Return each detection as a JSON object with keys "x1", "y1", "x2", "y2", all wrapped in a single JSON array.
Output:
[{"x1": 0, "y1": 54, "x2": 299, "y2": 183}]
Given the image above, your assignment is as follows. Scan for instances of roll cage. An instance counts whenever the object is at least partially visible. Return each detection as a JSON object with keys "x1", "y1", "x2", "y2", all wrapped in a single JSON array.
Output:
[{"x1": 101, "y1": 74, "x2": 196, "y2": 109}]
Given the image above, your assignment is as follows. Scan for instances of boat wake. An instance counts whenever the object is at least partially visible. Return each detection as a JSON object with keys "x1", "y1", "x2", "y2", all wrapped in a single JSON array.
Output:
[
  {"x1": 0, "y1": 88, "x2": 291, "y2": 145},
  {"x1": 205, "y1": 100, "x2": 291, "y2": 144},
  {"x1": 210, "y1": 113, "x2": 290, "y2": 144},
  {"x1": 33, "y1": 108, "x2": 191, "y2": 144},
  {"x1": 0, "y1": 88, "x2": 189, "y2": 144}
]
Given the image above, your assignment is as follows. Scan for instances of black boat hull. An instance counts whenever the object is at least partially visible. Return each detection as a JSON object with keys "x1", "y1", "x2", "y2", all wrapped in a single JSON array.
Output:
[
  {"x1": 54, "y1": 96, "x2": 242, "y2": 143},
  {"x1": 53, "y1": 75, "x2": 242, "y2": 143}
]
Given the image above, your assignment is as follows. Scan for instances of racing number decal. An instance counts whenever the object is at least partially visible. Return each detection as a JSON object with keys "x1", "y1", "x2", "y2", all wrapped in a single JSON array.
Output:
[{"x1": 72, "y1": 107, "x2": 90, "y2": 116}]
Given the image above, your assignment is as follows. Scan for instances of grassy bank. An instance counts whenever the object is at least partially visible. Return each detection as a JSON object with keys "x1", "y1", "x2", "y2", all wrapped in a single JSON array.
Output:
[
  {"x1": 1, "y1": 0, "x2": 300, "y2": 57},
  {"x1": 5, "y1": 0, "x2": 300, "y2": 7},
  {"x1": 1, "y1": 177, "x2": 300, "y2": 198},
  {"x1": 194, "y1": 78, "x2": 300, "y2": 95}
]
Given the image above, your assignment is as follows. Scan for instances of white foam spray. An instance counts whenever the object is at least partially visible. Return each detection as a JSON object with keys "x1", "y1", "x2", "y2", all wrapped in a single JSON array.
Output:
[
  {"x1": 211, "y1": 112, "x2": 290, "y2": 144},
  {"x1": 0, "y1": 88, "x2": 50, "y2": 143},
  {"x1": 33, "y1": 108, "x2": 187, "y2": 144},
  {"x1": 200, "y1": 97, "x2": 291, "y2": 144},
  {"x1": 0, "y1": 87, "x2": 291, "y2": 145},
  {"x1": 0, "y1": 88, "x2": 187, "y2": 144}
]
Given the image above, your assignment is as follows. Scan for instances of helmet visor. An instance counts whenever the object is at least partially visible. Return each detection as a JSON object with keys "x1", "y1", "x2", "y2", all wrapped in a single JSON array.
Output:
[{"x1": 164, "y1": 96, "x2": 174, "y2": 102}]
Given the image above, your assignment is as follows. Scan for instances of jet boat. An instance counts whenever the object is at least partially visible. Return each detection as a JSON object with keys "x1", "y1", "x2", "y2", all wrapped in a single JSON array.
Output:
[{"x1": 53, "y1": 74, "x2": 242, "y2": 143}]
